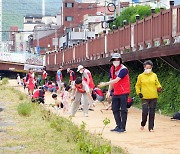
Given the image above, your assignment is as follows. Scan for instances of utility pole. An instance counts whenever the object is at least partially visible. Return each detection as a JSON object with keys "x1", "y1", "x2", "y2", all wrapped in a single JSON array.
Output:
[
  {"x1": 118, "y1": 0, "x2": 121, "y2": 15},
  {"x1": 104, "y1": 0, "x2": 107, "y2": 54},
  {"x1": 42, "y1": 0, "x2": 45, "y2": 17},
  {"x1": 55, "y1": 28, "x2": 57, "y2": 51},
  {"x1": 0, "y1": 0, "x2": 2, "y2": 51},
  {"x1": 113, "y1": 0, "x2": 116, "y2": 19}
]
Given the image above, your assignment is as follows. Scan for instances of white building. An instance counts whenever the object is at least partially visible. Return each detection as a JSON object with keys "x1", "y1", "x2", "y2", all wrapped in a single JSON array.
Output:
[
  {"x1": 15, "y1": 33, "x2": 27, "y2": 52},
  {"x1": 83, "y1": 14, "x2": 105, "y2": 34},
  {"x1": 81, "y1": 0, "x2": 112, "y2": 5}
]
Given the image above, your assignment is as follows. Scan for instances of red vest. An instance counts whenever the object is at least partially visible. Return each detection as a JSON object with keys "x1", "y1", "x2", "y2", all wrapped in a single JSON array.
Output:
[
  {"x1": 42, "y1": 70, "x2": 47, "y2": 79},
  {"x1": 69, "y1": 70, "x2": 76, "y2": 81},
  {"x1": 32, "y1": 90, "x2": 40, "y2": 98},
  {"x1": 75, "y1": 84, "x2": 85, "y2": 93},
  {"x1": 94, "y1": 88, "x2": 104, "y2": 96},
  {"x1": 32, "y1": 89, "x2": 44, "y2": 98},
  {"x1": 83, "y1": 69, "x2": 95, "y2": 89},
  {"x1": 110, "y1": 64, "x2": 130, "y2": 95}
]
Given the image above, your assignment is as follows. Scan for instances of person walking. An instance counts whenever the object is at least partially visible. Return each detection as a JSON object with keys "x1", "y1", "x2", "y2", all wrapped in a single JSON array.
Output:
[
  {"x1": 99, "y1": 53, "x2": 130, "y2": 133},
  {"x1": 17, "y1": 74, "x2": 21, "y2": 86},
  {"x1": 67, "y1": 68, "x2": 76, "y2": 86},
  {"x1": 42, "y1": 67, "x2": 47, "y2": 85},
  {"x1": 26, "y1": 68, "x2": 35, "y2": 97},
  {"x1": 56, "y1": 66, "x2": 63, "y2": 90},
  {"x1": 135, "y1": 60, "x2": 162, "y2": 132}
]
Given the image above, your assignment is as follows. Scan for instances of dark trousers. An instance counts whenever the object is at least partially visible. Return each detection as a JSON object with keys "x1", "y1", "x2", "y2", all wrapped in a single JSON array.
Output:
[
  {"x1": 32, "y1": 97, "x2": 45, "y2": 104},
  {"x1": 112, "y1": 94, "x2": 128, "y2": 130},
  {"x1": 141, "y1": 99, "x2": 157, "y2": 130}
]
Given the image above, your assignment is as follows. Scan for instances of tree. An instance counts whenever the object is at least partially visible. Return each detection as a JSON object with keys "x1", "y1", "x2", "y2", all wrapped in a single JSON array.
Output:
[{"x1": 110, "y1": 5, "x2": 160, "y2": 29}]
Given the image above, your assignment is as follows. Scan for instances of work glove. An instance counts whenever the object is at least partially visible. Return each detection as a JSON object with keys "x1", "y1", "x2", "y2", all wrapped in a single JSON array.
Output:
[
  {"x1": 138, "y1": 93, "x2": 143, "y2": 98},
  {"x1": 157, "y1": 87, "x2": 162, "y2": 92}
]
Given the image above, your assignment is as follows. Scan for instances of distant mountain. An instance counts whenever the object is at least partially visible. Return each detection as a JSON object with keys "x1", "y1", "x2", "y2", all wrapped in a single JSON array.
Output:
[{"x1": 2, "y1": 0, "x2": 62, "y2": 40}]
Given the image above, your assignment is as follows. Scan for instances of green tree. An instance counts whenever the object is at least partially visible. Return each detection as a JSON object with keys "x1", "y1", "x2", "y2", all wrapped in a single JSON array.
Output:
[{"x1": 111, "y1": 5, "x2": 161, "y2": 29}]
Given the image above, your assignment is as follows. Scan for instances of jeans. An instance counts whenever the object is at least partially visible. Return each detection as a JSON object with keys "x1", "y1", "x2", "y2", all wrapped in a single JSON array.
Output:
[
  {"x1": 141, "y1": 99, "x2": 157, "y2": 130},
  {"x1": 112, "y1": 94, "x2": 128, "y2": 130}
]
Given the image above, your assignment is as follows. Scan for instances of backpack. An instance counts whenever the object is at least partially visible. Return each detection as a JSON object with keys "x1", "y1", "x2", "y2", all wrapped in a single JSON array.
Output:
[{"x1": 171, "y1": 112, "x2": 180, "y2": 120}]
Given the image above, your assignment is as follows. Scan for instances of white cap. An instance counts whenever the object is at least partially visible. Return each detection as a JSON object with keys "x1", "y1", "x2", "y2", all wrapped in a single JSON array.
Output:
[
  {"x1": 67, "y1": 68, "x2": 70, "y2": 72},
  {"x1": 77, "y1": 65, "x2": 84, "y2": 72},
  {"x1": 110, "y1": 53, "x2": 122, "y2": 62}
]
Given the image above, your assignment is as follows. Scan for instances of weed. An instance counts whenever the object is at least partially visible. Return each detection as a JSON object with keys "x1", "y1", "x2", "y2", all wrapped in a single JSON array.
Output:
[
  {"x1": 19, "y1": 94, "x2": 24, "y2": 100},
  {"x1": 2, "y1": 78, "x2": 9, "y2": 85},
  {"x1": 101, "y1": 118, "x2": 111, "y2": 135},
  {"x1": 17, "y1": 102, "x2": 32, "y2": 116}
]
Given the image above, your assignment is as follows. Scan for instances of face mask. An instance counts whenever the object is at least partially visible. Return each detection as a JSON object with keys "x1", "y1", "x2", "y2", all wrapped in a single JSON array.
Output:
[
  {"x1": 144, "y1": 68, "x2": 152, "y2": 74},
  {"x1": 113, "y1": 61, "x2": 120, "y2": 67}
]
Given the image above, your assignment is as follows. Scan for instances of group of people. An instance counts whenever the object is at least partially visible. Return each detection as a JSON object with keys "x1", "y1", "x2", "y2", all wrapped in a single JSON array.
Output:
[
  {"x1": 98, "y1": 53, "x2": 162, "y2": 132},
  {"x1": 17, "y1": 52, "x2": 162, "y2": 133}
]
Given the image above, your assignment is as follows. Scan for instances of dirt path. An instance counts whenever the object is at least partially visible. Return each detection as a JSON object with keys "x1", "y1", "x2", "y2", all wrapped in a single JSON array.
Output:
[{"x1": 9, "y1": 80, "x2": 180, "y2": 154}]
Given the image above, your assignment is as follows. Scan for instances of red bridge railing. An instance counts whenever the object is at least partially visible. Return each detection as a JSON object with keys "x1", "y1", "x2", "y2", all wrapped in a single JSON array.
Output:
[{"x1": 47, "y1": 5, "x2": 180, "y2": 68}]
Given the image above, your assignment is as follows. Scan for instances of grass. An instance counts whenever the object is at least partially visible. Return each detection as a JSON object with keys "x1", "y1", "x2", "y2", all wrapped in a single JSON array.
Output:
[
  {"x1": 0, "y1": 85, "x2": 124, "y2": 154},
  {"x1": 17, "y1": 102, "x2": 32, "y2": 116},
  {"x1": 1, "y1": 78, "x2": 9, "y2": 85}
]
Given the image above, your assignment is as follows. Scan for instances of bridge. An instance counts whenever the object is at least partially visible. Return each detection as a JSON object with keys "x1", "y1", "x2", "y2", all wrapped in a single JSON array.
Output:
[
  {"x1": 46, "y1": 4, "x2": 180, "y2": 71},
  {"x1": 0, "y1": 52, "x2": 44, "y2": 72}
]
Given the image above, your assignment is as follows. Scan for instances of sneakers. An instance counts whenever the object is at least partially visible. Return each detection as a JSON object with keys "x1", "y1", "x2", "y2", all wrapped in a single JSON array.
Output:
[
  {"x1": 117, "y1": 129, "x2": 126, "y2": 133},
  {"x1": 149, "y1": 129, "x2": 154, "y2": 132},
  {"x1": 110, "y1": 126, "x2": 126, "y2": 133},
  {"x1": 110, "y1": 126, "x2": 120, "y2": 132}
]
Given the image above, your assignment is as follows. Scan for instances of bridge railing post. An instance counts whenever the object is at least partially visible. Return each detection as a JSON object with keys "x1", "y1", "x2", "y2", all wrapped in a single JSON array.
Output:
[{"x1": 170, "y1": 1, "x2": 175, "y2": 44}]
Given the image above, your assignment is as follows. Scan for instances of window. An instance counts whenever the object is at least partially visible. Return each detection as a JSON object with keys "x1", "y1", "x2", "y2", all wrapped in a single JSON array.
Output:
[
  {"x1": 65, "y1": 16, "x2": 74, "y2": 22},
  {"x1": 88, "y1": 4, "x2": 93, "y2": 9},
  {"x1": 78, "y1": 4, "x2": 81, "y2": 8},
  {"x1": 65, "y1": 3, "x2": 74, "y2": 8},
  {"x1": 27, "y1": 20, "x2": 33, "y2": 23}
]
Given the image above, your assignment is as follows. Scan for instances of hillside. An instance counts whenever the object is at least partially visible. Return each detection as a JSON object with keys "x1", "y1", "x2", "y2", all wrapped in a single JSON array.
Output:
[{"x1": 2, "y1": 0, "x2": 62, "y2": 40}]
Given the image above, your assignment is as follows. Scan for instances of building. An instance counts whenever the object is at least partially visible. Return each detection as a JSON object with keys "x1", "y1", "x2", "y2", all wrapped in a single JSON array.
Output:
[
  {"x1": 33, "y1": 0, "x2": 116, "y2": 53},
  {"x1": 15, "y1": 32, "x2": 27, "y2": 52},
  {"x1": 23, "y1": 14, "x2": 62, "y2": 53},
  {"x1": 9, "y1": 26, "x2": 19, "y2": 52},
  {"x1": 62, "y1": 0, "x2": 98, "y2": 28}
]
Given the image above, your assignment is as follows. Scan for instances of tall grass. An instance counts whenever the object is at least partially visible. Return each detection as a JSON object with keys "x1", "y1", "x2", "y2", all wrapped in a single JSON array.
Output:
[
  {"x1": 2, "y1": 78, "x2": 9, "y2": 85},
  {"x1": 17, "y1": 102, "x2": 32, "y2": 116}
]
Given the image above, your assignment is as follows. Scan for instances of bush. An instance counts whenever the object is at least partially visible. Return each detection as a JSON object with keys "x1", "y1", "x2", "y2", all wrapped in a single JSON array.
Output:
[
  {"x1": 111, "y1": 5, "x2": 161, "y2": 29},
  {"x1": 91, "y1": 56, "x2": 180, "y2": 115},
  {"x1": 2, "y1": 78, "x2": 9, "y2": 85},
  {"x1": 17, "y1": 102, "x2": 32, "y2": 116}
]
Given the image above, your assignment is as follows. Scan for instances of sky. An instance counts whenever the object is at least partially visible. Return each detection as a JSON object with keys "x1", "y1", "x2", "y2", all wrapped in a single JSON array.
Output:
[{"x1": 174, "y1": 0, "x2": 180, "y2": 6}]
